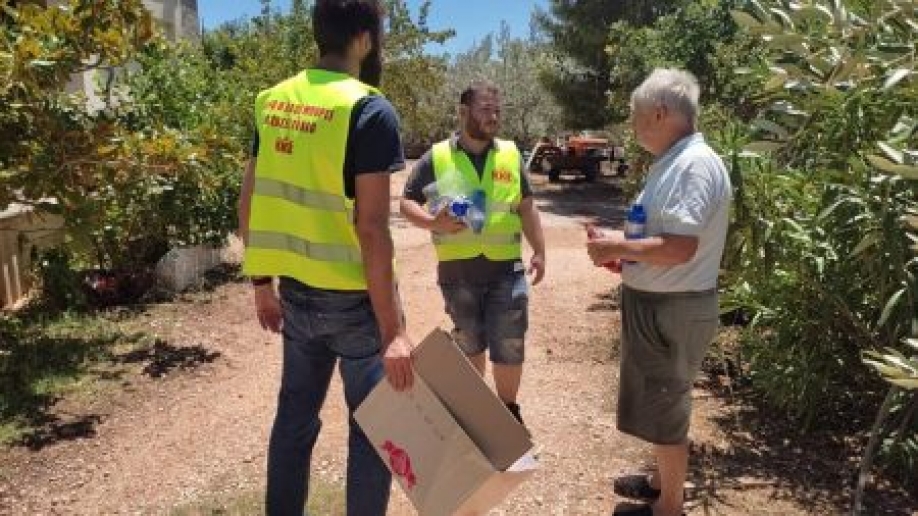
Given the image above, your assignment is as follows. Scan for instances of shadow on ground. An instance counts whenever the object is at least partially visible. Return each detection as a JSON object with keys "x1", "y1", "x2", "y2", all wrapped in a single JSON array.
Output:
[
  {"x1": 18, "y1": 414, "x2": 103, "y2": 451},
  {"x1": 119, "y1": 338, "x2": 221, "y2": 378},
  {"x1": 586, "y1": 294, "x2": 916, "y2": 514},
  {"x1": 588, "y1": 287, "x2": 621, "y2": 313},
  {"x1": 2, "y1": 319, "x2": 220, "y2": 450},
  {"x1": 532, "y1": 171, "x2": 629, "y2": 228},
  {"x1": 688, "y1": 391, "x2": 917, "y2": 515}
]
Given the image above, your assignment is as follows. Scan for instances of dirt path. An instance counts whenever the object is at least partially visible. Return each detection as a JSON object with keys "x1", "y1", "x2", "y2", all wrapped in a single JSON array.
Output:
[{"x1": 0, "y1": 172, "x2": 914, "y2": 515}]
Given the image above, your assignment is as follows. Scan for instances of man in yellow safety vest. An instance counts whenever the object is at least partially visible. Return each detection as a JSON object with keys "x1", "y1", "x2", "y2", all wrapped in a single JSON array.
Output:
[
  {"x1": 237, "y1": 1, "x2": 412, "y2": 514},
  {"x1": 400, "y1": 81, "x2": 546, "y2": 429}
]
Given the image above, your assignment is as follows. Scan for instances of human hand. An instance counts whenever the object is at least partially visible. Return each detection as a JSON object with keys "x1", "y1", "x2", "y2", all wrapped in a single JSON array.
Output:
[
  {"x1": 429, "y1": 206, "x2": 467, "y2": 234},
  {"x1": 253, "y1": 284, "x2": 282, "y2": 333},
  {"x1": 382, "y1": 332, "x2": 415, "y2": 391},
  {"x1": 585, "y1": 225, "x2": 623, "y2": 273},
  {"x1": 528, "y1": 253, "x2": 545, "y2": 286}
]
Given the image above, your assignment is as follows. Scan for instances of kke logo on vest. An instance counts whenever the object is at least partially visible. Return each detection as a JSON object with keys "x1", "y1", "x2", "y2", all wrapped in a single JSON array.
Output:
[
  {"x1": 274, "y1": 137, "x2": 294, "y2": 155},
  {"x1": 492, "y1": 168, "x2": 513, "y2": 183}
]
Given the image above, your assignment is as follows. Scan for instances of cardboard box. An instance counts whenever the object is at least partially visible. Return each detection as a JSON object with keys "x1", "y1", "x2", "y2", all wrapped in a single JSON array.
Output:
[{"x1": 354, "y1": 329, "x2": 537, "y2": 516}]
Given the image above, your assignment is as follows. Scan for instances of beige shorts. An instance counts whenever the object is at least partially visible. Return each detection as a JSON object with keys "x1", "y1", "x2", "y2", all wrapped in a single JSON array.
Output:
[{"x1": 617, "y1": 285, "x2": 719, "y2": 445}]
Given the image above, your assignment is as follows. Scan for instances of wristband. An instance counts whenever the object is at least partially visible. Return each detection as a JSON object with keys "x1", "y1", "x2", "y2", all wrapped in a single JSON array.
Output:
[{"x1": 251, "y1": 276, "x2": 273, "y2": 286}]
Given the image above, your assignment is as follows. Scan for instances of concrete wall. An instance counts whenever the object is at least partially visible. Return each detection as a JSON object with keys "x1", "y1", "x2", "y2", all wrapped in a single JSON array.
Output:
[
  {"x1": 45, "y1": 0, "x2": 199, "y2": 41},
  {"x1": 51, "y1": 0, "x2": 200, "y2": 100},
  {"x1": 143, "y1": 0, "x2": 201, "y2": 41}
]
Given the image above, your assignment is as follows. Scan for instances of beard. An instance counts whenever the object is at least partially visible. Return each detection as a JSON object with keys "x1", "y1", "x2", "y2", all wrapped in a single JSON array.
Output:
[
  {"x1": 359, "y1": 38, "x2": 383, "y2": 87},
  {"x1": 466, "y1": 119, "x2": 497, "y2": 141}
]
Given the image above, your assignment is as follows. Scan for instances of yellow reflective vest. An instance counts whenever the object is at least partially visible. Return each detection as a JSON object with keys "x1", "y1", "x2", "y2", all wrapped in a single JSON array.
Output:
[
  {"x1": 431, "y1": 139, "x2": 523, "y2": 261},
  {"x1": 242, "y1": 69, "x2": 377, "y2": 291}
]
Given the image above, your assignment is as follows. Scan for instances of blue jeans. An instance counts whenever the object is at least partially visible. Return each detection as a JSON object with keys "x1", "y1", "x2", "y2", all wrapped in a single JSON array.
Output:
[{"x1": 266, "y1": 278, "x2": 391, "y2": 516}]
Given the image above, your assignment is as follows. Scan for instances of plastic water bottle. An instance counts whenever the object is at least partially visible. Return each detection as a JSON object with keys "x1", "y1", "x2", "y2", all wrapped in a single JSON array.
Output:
[
  {"x1": 422, "y1": 183, "x2": 447, "y2": 215},
  {"x1": 447, "y1": 197, "x2": 471, "y2": 218},
  {"x1": 466, "y1": 189, "x2": 486, "y2": 234},
  {"x1": 623, "y1": 203, "x2": 646, "y2": 264},
  {"x1": 624, "y1": 204, "x2": 646, "y2": 239},
  {"x1": 446, "y1": 195, "x2": 486, "y2": 234}
]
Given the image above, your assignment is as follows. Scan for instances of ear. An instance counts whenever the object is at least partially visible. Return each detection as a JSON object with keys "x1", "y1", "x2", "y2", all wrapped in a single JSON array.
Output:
[
  {"x1": 655, "y1": 105, "x2": 668, "y2": 122},
  {"x1": 355, "y1": 31, "x2": 372, "y2": 59}
]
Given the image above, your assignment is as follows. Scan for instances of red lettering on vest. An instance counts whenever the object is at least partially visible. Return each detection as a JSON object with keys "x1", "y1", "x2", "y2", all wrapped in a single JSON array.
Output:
[
  {"x1": 274, "y1": 137, "x2": 294, "y2": 154},
  {"x1": 493, "y1": 168, "x2": 513, "y2": 183}
]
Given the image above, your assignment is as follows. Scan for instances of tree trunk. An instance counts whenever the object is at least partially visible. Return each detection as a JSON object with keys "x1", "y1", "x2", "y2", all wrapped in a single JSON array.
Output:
[{"x1": 852, "y1": 386, "x2": 899, "y2": 515}]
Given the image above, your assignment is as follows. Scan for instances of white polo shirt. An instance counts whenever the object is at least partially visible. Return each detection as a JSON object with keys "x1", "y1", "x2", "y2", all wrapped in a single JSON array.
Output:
[{"x1": 622, "y1": 133, "x2": 732, "y2": 293}]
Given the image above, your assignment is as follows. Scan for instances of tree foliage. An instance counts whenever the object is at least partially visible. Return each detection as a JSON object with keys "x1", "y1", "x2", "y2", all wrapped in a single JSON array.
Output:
[
  {"x1": 0, "y1": 0, "x2": 156, "y2": 209},
  {"x1": 534, "y1": 0, "x2": 685, "y2": 128},
  {"x1": 719, "y1": 0, "x2": 917, "y2": 498},
  {"x1": 437, "y1": 20, "x2": 562, "y2": 145},
  {"x1": 380, "y1": 0, "x2": 453, "y2": 143},
  {"x1": 535, "y1": 0, "x2": 763, "y2": 128},
  {"x1": 199, "y1": 0, "x2": 453, "y2": 148},
  {"x1": 0, "y1": 0, "x2": 240, "y2": 272},
  {"x1": 0, "y1": 0, "x2": 454, "y2": 275}
]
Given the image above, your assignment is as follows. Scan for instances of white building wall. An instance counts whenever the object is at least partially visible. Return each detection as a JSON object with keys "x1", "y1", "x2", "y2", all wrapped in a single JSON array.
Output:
[
  {"x1": 143, "y1": 0, "x2": 201, "y2": 41},
  {"x1": 48, "y1": 0, "x2": 200, "y2": 99}
]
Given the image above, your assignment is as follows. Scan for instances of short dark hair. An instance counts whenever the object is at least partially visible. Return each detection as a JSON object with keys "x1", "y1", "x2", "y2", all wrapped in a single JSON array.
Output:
[
  {"x1": 312, "y1": 0, "x2": 384, "y2": 57},
  {"x1": 460, "y1": 81, "x2": 500, "y2": 106}
]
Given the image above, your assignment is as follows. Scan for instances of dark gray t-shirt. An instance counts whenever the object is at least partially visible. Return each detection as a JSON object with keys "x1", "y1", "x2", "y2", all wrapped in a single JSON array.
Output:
[{"x1": 403, "y1": 137, "x2": 532, "y2": 285}]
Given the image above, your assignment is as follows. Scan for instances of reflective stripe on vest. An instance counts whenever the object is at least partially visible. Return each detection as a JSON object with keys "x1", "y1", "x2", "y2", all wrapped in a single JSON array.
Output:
[
  {"x1": 247, "y1": 231, "x2": 362, "y2": 263},
  {"x1": 242, "y1": 69, "x2": 377, "y2": 290},
  {"x1": 253, "y1": 177, "x2": 356, "y2": 221},
  {"x1": 488, "y1": 200, "x2": 520, "y2": 214},
  {"x1": 432, "y1": 232, "x2": 522, "y2": 246},
  {"x1": 254, "y1": 177, "x2": 347, "y2": 212},
  {"x1": 430, "y1": 138, "x2": 523, "y2": 262}
]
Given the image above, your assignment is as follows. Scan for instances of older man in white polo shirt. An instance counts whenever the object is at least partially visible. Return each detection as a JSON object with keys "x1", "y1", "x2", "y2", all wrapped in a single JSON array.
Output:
[{"x1": 587, "y1": 69, "x2": 732, "y2": 516}]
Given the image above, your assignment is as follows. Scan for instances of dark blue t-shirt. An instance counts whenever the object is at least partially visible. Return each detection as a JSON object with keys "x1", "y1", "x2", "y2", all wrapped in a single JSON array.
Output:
[{"x1": 251, "y1": 94, "x2": 404, "y2": 198}]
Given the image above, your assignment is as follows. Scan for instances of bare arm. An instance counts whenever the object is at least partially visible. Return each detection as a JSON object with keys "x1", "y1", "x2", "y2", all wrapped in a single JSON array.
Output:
[
  {"x1": 237, "y1": 157, "x2": 282, "y2": 333},
  {"x1": 237, "y1": 158, "x2": 256, "y2": 245},
  {"x1": 356, "y1": 173, "x2": 413, "y2": 390},
  {"x1": 519, "y1": 197, "x2": 546, "y2": 285},
  {"x1": 399, "y1": 198, "x2": 436, "y2": 230},
  {"x1": 399, "y1": 198, "x2": 466, "y2": 233},
  {"x1": 587, "y1": 231, "x2": 698, "y2": 266}
]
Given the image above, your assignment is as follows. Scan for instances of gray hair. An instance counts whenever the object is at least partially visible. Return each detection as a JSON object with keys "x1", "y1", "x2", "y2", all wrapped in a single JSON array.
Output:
[{"x1": 630, "y1": 68, "x2": 701, "y2": 125}]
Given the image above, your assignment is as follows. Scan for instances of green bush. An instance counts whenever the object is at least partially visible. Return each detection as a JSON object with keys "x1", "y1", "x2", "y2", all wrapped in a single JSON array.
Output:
[
  {"x1": 721, "y1": 1, "x2": 918, "y2": 501},
  {"x1": 33, "y1": 247, "x2": 86, "y2": 312}
]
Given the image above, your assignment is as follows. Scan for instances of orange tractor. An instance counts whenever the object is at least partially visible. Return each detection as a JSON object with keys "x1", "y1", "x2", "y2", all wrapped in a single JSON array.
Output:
[{"x1": 526, "y1": 133, "x2": 628, "y2": 182}]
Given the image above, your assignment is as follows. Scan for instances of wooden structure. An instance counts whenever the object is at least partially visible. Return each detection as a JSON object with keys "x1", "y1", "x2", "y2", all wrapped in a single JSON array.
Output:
[{"x1": 0, "y1": 205, "x2": 64, "y2": 308}]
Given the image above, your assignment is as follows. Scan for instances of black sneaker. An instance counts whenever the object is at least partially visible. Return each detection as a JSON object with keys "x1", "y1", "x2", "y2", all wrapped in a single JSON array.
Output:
[
  {"x1": 613, "y1": 474, "x2": 661, "y2": 501},
  {"x1": 612, "y1": 503, "x2": 684, "y2": 516}
]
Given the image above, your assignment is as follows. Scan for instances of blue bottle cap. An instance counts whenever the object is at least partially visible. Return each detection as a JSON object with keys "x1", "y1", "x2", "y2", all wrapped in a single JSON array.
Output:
[
  {"x1": 628, "y1": 203, "x2": 646, "y2": 222},
  {"x1": 449, "y1": 199, "x2": 470, "y2": 217}
]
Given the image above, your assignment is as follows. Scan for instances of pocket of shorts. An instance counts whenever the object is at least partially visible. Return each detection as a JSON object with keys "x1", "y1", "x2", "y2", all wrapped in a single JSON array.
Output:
[
  {"x1": 509, "y1": 273, "x2": 529, "y2": 309},
  {"x1": 644, "y1": 375, "x2": 691, "y2": 402}
]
